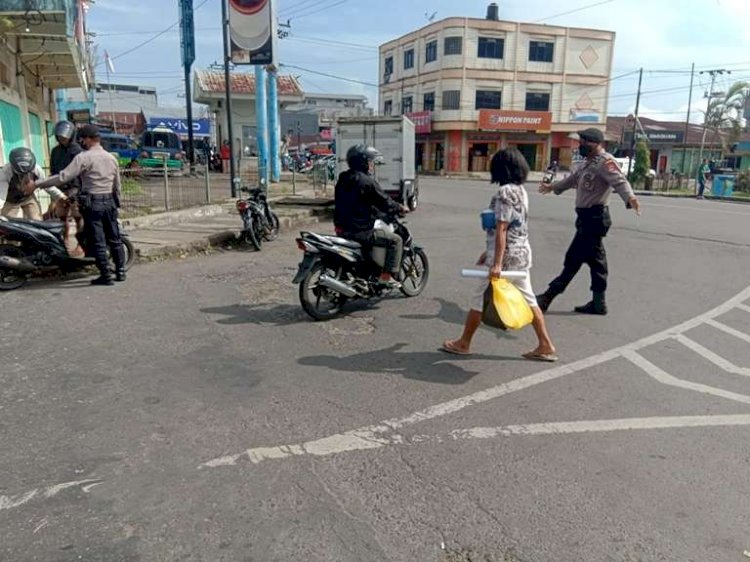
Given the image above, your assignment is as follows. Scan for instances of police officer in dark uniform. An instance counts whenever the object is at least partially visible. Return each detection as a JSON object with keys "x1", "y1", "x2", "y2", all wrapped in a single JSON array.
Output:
[
  {"x1": 334, "y1": 144, "x2": 407, "y2": 288},
  {"x1": 536, "y1": 128, "x2": 641, "y2": 315},
  {"x1": 27, "y1": 124, "x2": 125, "y2": 286}
]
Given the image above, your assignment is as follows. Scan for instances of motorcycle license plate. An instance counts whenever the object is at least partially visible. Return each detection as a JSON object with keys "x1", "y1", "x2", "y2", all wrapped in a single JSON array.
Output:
[{"x1": 292, "y1": 254, "x2": 317, "y2": 284}]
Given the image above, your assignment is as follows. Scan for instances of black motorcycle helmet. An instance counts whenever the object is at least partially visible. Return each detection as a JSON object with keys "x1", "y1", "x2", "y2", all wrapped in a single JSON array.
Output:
[
  {"x1": 346, "y1": 144, "x2": 381, "y2": 173},
  {"x1": 53, "y1": 120, "x2": 76, "y2": 141},
  {"x1": 8, "y1": 147, "x2": 36, "y2": 176}
]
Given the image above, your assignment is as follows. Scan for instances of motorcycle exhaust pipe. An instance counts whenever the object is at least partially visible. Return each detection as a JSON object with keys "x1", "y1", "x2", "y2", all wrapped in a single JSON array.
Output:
[
  {"x1": 0, "y1": 255, "x2": 37, "y2": 273},
  {"x1": 319, "y1": 274, "x2": 359, "y2": 297}
]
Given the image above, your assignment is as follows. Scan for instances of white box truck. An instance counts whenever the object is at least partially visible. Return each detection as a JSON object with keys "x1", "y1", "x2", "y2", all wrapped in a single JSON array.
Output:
[{"x1": 335, "y1": 115, "x2": 419, "y2": 210}]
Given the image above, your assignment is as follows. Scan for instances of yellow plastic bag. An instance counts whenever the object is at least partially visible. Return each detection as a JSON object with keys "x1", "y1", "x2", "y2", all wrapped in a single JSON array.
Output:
[{"x1": 481, "y1": 278, "x2": 534, "y2": 330}]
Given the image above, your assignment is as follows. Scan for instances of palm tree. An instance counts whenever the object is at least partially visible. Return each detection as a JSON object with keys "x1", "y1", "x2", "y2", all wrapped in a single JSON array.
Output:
[{"x1": 704, "y1": 81, "x2": 750, "y2": 154}]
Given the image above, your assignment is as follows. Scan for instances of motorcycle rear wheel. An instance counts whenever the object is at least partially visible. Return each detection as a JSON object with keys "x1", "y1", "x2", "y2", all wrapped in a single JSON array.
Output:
[
  {"x1": 0, "y1": 245, "x2": 29, "y2": 291},
  {"x1": 299, "y1": 262, "x2": 348, "y2": 320},
  {"x1": 399, "y1": 248, "x2": 429, "y2": 297}
]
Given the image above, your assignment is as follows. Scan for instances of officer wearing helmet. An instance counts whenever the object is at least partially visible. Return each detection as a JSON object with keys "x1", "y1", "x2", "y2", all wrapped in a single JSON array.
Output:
[
  {"x1": 334, "y1": 144, "x2": 407, "y2": 288},
  {"x1": 0, "y1": 147, "x2": 66, "y2": 219}
]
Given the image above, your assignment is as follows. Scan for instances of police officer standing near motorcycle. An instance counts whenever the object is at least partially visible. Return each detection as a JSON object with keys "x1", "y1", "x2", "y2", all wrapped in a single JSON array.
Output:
[
  {"x1": 536, "y1": 128, "x2": 641, "y2": 315},
  {"x1": 334, "y1": 145, "x2": 408, "y2": 288},
  {"x1": 26, "y1": 124, "x2": 126, "y2": 286}
]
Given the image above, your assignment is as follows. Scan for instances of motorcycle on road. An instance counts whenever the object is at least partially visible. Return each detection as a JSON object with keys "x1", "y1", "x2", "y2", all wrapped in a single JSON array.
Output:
[
  {"x1": 0, "y1": 215, "x2": 135, "y2": 291},
  {"x1": 236, "y1": 184, "x2": 280, "y2": 250},
  {"x1": 293, "y1": 215, "x2": 429, "y2": 320}
]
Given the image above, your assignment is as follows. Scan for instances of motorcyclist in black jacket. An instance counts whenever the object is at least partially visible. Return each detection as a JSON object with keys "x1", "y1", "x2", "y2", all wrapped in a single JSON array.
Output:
[
  {"x1": 50, "y1": 121, "x2": 83, "y2": 193},
  {"x1": 334, "y1": 144, "x2": 408, "y2": 288}
]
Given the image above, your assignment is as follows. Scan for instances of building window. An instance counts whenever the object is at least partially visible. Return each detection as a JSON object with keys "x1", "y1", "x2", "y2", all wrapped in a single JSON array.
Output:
[
  {"x1": 423, "y1": 92, "x2": 435, "y2": 111},
  {"x1": 384, "y1": 55, "x2": 394, "y2": 82},
  {"x1": 444, "y1": 36, "x2": 462, "y2": 56},
  {"x1": 529, "y1": 41, "x2": 554, "y2": 62},
  {"x1": 475, "y1": 90, "x2": 502, "y2": 110},
  {"x1": 425, "y1": 40, "x2": 438, "y2": 63},
  {"x1": 401, "y1": 96, "x2": 413, "y2": 114},
  {"x1": 442, "y1": 90, "x2": 461, "y2": 110},
  {"x1": 404, "y1": 48, "x2": 414, "y2": 70},
  {"x1": 478, "y1": 37, "x2": 504, "y2": 59},
  {"x1": 525, "y1": 92, "x2": 550, "y2": 111},
  {"x1": 384, "y1": 100, "x2": 393, "y2": 115}
]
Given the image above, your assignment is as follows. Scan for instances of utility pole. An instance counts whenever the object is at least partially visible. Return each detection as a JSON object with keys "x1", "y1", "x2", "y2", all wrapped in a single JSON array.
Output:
[
  {"x1": 221, "y1": 0, "x2": 238, "y2": 197},
  {"x1": 698, "y1": 68, "x2": 731, "y2": 166},
  {"x1": 682, "y1": 62, "x2": 695, "y2": 174},
  {"x1": 179, "y1": 0, "x2": 196, "y2": 174},
  {"x1": 626, "y1": 67, "x2": 643, "y2": 178}
]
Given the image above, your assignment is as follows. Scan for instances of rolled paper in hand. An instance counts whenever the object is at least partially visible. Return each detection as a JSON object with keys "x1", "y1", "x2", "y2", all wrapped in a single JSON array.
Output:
[{"x1": 461, "y1": 268, "x2": 527, "y2": 280}]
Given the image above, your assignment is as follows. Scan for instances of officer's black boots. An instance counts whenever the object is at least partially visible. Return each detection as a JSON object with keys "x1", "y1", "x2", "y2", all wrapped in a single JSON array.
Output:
[
  {"x1": 91, "y1": 275, "x2": 114, "y2": 286},
  {"x1": 115, "y1": 269, "x2": 126, "y2": 282},
  {"x1": 574, "y1": 292, "x2": 608, "y2": 315},
  {"x1": 536, "y1": 290, "x2": 557, "y2": 313}
]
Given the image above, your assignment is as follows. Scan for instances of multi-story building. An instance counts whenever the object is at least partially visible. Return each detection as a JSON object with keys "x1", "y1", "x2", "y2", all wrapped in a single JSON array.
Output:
[
  {"x1": 378, "y1": 3, "x2": 615, "y2": 172},
  {"x1": 0, "y1": 0, "x2": 93, "y2": 168}
]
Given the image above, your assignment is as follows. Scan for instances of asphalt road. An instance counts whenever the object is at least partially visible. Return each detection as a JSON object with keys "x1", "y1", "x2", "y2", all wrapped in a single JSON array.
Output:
[{"x1": 2, "y1": 177, "x2": 750, "y2": 562}]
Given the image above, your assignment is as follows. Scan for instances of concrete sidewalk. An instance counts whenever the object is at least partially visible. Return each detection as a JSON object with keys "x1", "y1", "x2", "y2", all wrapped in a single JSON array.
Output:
[{"x1": 124, "y1": 192, "x2": 333, "y2": 259}]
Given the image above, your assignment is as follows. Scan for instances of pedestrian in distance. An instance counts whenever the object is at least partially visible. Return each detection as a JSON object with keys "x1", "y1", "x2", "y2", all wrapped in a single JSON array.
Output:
[
  {"x1": 26, "y1": 124, "x2": 126, "y2": 286},
  {"x1": 696, "y1": 158, "x2": 710, "y2": 199},
  {"x1": 220, "y1": 140, "x2": 231, "y2": 174},
  {"x1": 536, "y1": 128, "x2": 641, "y2": 316},
  {"x1": 442, "y1": 148, "x2": 557, "y2": 362}
]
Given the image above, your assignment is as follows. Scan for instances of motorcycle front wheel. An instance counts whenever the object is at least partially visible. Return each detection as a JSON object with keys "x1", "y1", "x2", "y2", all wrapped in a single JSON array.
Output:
[
  {"x1": 107, "y1": 237, "x2": 135, "y2": 272},
  {"x1": 242, "y1": 214, "x2": 262, "y2": 251},
  {"x1": 0, "y1": 245, "x2": 29, "y2": 291},
  {"x1": 399, "y1": 248, "x2": 429, "y2": 297},
  {"x1": 299, "y1": 262, "x2": 348, "y2": 321},
  {"x1": 263, "y1": 211, "x2": 280, "y2": 242}
]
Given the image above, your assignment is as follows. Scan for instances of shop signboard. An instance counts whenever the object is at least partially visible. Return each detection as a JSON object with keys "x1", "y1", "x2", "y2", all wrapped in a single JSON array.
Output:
[{"x1": 478, "y1": 110, "x2": 552, "y2": 132}]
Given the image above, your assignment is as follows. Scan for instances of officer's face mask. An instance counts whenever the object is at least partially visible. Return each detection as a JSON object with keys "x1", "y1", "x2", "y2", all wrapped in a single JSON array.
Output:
[{"x1": 578, "y1": 143, "x2": 594, "y2": 158}]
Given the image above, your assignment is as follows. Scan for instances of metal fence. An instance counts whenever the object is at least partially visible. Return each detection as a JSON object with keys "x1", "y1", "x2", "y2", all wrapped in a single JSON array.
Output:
[{"x1": 120, "y1": 161, "x2": 212, "y2": 215}]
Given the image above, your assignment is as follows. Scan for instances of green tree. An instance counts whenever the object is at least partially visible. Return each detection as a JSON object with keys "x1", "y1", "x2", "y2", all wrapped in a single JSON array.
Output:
[
  {"x1": 628, "y1": 138, "x2": 651, "y2": 186},
  {"x1": 705, "y1": 80, "x2": 750, "y2": 154}
]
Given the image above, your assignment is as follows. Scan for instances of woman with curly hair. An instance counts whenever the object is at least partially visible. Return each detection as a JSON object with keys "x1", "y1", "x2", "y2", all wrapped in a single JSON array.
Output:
[{"x1": 442, "y1": 147, "x2": 557, "y2": 362}]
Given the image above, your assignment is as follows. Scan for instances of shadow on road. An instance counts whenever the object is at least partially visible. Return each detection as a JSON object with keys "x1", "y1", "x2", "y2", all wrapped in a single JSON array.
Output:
[
  {"x1": 401, "y1": 297, "x2": 518, "y2": 340},
  {"x1": 298, "y1": 342, "x2": 521, "y2": 385},
  {"x1": 201, "y1": 303, "x2": 308, "y2": 326}
]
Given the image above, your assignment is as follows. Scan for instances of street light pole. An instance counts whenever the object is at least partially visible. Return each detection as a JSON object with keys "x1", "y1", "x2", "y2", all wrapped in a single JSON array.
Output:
[{"x1": 221, "y1": 0, "x2": 238, "y2": 198}]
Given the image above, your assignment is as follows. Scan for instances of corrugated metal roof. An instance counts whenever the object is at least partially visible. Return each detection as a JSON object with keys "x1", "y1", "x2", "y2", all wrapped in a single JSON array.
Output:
[{"x1": 195, "y1": 70, "x2": 303, "y2": 97}]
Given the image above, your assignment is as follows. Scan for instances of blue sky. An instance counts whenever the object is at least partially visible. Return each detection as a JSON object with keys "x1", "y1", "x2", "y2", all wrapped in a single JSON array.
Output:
[{"x1": 89, "y1": 0, "x2": 750, "y2": 122}]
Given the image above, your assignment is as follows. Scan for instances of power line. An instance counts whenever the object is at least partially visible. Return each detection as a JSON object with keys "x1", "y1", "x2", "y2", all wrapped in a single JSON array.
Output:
[
  {"x1": 533, "y1": 0, "x2": 616, "y2": 23},
  {"x1": 97, "y1": 0, "x2": 209, "y2": 66},
  {"x1": 289, "y1": 0, "x2": 354, "y2": 22},
  {"x1": 278, "y1": 0, "x2": 320, "y2": 17},
  {"x1": 280, "y1": 63, "x2": 378, "y2": 87}
]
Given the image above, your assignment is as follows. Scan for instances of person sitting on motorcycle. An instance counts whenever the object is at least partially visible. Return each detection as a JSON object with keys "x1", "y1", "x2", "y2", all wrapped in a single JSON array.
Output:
[
  {"x1": 0, "y1": 147, "x2": 66, "y2": 220},
  {"x1": 49, "y1": 120, "x2": 84, "y2": 252},
  {"x1": 334, "y1": 144, "x2": 408, "y2": 288}
]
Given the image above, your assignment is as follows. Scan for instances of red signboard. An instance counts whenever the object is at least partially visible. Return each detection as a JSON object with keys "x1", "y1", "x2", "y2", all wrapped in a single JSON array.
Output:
[
  {"x1": 478, "y1": 110, "x2": 552, "y2": 132},
  {"x1": 407, "y1": 111, "x2": 432, "y2": 134}
]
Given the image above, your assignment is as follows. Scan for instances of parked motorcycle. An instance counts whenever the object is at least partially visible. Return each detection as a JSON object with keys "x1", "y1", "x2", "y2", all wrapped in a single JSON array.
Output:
[
  {"x1": 236, "y1": 184, "x2": 280, "y2": 251},
  {"x1": 0, "y1": 215, "x2": 135, "y2": 291},
  {"x1": 293, "y1": 215, "x2": 429, "y2": 320}
]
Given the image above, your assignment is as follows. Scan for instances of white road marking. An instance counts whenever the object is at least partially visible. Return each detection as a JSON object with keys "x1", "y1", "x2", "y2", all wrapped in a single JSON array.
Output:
[
  {"x1": 737, "y1": 303, "x2": 750, "y2": 314},
  {"x1": 201, "y1": 285, "x2": 750, "y2": 468},
  {"x1": 705, "y1": 319, "x2": 750, "y2": 344},
  {"x1": 674, "y1": 334, "x2": 750, "y2": 377},
  {"x1": 0, "y1": 478, "x2": 102, "y2": 513},
  {"x1": 622, "y1": 350, "x2": 750, "y2": 405},
  {"x1": 426, "y1": 414, "x2": 750, "y2": 441}
]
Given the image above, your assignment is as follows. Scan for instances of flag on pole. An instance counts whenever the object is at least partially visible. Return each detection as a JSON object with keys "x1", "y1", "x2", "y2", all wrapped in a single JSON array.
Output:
[{"x1": 104, "y1": 50, "x2": 116, "y2": 74}]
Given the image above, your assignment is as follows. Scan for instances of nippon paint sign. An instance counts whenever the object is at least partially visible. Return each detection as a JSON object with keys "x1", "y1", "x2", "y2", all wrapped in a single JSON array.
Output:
[{"x1": 148, "y1": 118, "x2": 210, "y2": 136}]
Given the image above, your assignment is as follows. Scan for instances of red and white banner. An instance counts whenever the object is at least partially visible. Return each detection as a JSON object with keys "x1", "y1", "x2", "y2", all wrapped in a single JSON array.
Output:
[{"x1": 229, "y1": 0, "x2": 276, "y2": 65}]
